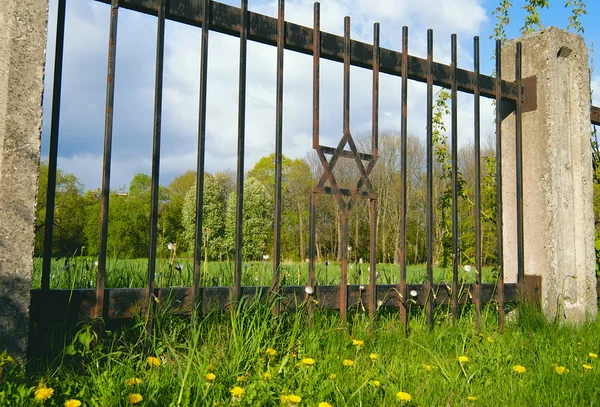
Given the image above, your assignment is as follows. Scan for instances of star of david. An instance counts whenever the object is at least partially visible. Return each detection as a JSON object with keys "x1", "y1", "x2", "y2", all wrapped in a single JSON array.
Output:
[{"x1": 315, "y1": 130, "x2": 378, "y2": 219}]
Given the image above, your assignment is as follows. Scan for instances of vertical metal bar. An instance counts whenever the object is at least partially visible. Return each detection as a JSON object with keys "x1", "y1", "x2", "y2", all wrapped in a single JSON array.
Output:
[
  {"x1": 312, "y1": 2, "x2": 319, "y2": 149},
  {"x1": 192, "y1": 0, "x2": 211, "y2": 312},
  {"x1": 340, "y1": 15, "x2": 350, "y2": 326},
  {"x1": 233, "y1": 0, "x2": 248, "y2": 304},
  {"x1": 272, "y1": 0, "x2": 284, "y2": 292},
  {"x1": 96, "y1": 0, "x2": 119, "y2": 319},
  {"x1": 308, "y1": 2, "x2": 319, "y2": 297},
  {"x1": 474, "y1": 36, "x2": 482, "y2": 330},
  {"x1": 146, "y1": 0, "x2": 166, "y2": 330},
  {"x1": 340, "y1": 216, "x2": 349, "y2": 325},
  {"x1": 369, "y1": 199, "x2": 377, "y2": 319},
  {"x1": 495, "y1": 39, "x2": 505, "y2": 332},
  {"x1": 368, "y1": 23, "x2": 379, "y2": 319},
  {"x1": 372, "y1": 23, "x2": 380, "y2": 160},
  {"x1": 42, "y1": 0, "x2": 67, "y2": 292},
  {"x1": 515, "y1": 42, "x2": 525, "y2": 296},
  {"x1": 425, "y1": 29, "x2": 434, "y2": 329},
  {"x1": 451, "y1": 33, "x2": 459, "y2": 321},
  {"x1": 308, "y1": 192, "x2": 316, "y2": 288},
  {"x1": 399, "y1": 26, "x2": 408, "y2": 325},
  {"x1": 343, "y1": 16, "x2": 350, "y2": 134}
]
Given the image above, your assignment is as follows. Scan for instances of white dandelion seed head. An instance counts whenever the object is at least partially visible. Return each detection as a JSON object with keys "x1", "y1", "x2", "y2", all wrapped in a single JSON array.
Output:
[
  {"x1": 377, "y1": 300, "x2": 383, "y2": 307},
  {"x1": 464, "y1": 265, "x2": 473, "y2": 272},
  {"x1": 94, "y1": 261, "x2": 99, "y2": 267},
  {"x1": 347, "y1": 246, "x2": 352, "y2": 251},
  {"x1": 359, "y1": 285, "x2": 365, "y2": 291},
  {"x1": 254, "y1": 276, "x2": 259, "y2": 282},
  {"x1": 410, "y1": 290, "x2": 418, "y2": 297},
  {"x1": 263, "y1": 254, "x2": 270, "y2": 260},
  {"x1": 375, "y1": 271, "x2": 379, "y2": 278},
  {"x1": 359, "y1": 258, "x2": 363, "y2": 264},
  {"x1": 167, "y1": 243, "x2": 175, "y2": 251},
  {"x1": 305, "y1": 286, "x2": 314, "y2": 295},
  {"x1": 305, "y1": 258, "x2": 309, "y2": 263}
]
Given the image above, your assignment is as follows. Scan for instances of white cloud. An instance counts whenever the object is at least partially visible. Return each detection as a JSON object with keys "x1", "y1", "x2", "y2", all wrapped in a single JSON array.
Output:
[{"x1": 42, "y1": 0, "x2": 493, "y2": 190}]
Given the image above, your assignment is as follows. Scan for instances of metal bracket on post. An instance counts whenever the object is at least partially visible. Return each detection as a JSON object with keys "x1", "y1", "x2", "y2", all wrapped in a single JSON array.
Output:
[{"x1": 521, "y1": 75, "x2": 537, "y2": 113}]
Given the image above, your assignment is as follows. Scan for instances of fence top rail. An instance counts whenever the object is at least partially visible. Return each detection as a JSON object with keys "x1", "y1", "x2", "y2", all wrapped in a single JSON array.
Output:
[{"x1": 94, "y1": 0, "x2": 518, "y2": 102}]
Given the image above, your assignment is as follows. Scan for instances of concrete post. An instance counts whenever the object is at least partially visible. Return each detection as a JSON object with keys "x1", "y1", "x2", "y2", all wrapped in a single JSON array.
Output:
[
  {"x1": 501, "y1": 27, "x2": 597, "y2": 323},
  {"x1": 0, "y1": 0, "x2": 48, "y2": 360}
]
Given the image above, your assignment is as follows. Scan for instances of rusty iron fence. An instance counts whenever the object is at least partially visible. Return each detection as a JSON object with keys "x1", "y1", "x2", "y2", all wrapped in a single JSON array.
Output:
[{"x1": 37, "y1": 0, "x2": 586, "y2": 344}]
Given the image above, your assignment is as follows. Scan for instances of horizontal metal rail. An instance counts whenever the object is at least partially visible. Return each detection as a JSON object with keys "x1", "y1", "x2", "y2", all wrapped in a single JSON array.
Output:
[
  {"x1": 93, "y1": 0, "x2": 518, "y2": 102},
  {"x1": 30, "y1": 277, "x2": 541, "y2": 322}
]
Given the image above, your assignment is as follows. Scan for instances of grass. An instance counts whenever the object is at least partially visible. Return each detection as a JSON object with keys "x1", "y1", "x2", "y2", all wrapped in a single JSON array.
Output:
[
  {"x1": 31, "y1": 257, "x2": 498, "y2": 290},
  {"x1": 2, "y1": 296, "x2": 600, "y2": 406}
]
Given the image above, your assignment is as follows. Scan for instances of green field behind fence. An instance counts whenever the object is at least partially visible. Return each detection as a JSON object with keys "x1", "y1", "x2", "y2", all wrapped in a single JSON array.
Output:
[{"x1": 32, "y1": 257, "x2": 498, "y2": 290}]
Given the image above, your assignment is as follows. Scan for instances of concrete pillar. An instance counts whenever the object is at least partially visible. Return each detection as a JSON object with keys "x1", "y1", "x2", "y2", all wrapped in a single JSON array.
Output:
[
  {"x1": 501, "y1": 27, "x2": 597, "y2": 323},
  {"x1": 0, "y1": 0, "x2": 48, "y2": 360}
]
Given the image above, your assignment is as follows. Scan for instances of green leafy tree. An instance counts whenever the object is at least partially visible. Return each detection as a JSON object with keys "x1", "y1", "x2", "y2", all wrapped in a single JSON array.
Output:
[
  {"x1": 181, "y1": 173, "x2": 227, "y2": 261},
  {"x1": 84, "y1": 174, "x2": 158, "y2": 259},
  {"x1": 224, "y1": 177, "x2": 273, "y2": 260},
  {"x1": 162, "y1": 170, "x2": 197, "y2": 252},
  {"x1": 35, "y1": 162, "x2": 88, "y2": 257}
]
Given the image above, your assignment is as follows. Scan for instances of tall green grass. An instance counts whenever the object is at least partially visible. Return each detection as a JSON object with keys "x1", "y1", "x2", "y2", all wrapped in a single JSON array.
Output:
[
  {"x1": 32, "y1": 257, "x2": 498, "y2": 289},
  {"x1": 2, "y1": 297, "x2": 599, "y2": 406}
]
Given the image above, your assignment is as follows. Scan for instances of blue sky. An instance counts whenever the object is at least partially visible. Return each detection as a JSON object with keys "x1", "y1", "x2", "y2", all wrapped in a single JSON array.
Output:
[{"x1": 41, "y1": 0, "x2": 600, "y2": 190}]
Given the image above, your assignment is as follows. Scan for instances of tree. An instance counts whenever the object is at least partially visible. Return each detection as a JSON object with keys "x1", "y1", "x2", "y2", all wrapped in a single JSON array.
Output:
[
  {"x1": 35, "y1": 162, "x2": 88, "y2": 257},
  {"x1": 181, "y1": 173, "x2": 227, "y2": 260},
  {"x1": 224, "y1": 177, "x2": 273, "y2": 260},
  {"x1": 84, "y1": 173, "x2": 155, "y2": 259},
  {"x1": 162, "y1": 170, "x2": 197, "y2": 252}
]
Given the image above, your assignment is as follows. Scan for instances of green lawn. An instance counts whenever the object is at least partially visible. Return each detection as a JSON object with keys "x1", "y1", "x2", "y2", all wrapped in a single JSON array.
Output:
[
  {"x1": 2, "y1": 300, "x2": 600, "y2": 406},
  {"x1": 31, "y1": 257, "x2": 498, "y2": 289}
]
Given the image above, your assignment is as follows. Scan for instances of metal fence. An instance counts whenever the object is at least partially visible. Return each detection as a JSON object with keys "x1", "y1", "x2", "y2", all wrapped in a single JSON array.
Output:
[{"x1": 35, "y1": 0, "x2": 563, "y2": 339}]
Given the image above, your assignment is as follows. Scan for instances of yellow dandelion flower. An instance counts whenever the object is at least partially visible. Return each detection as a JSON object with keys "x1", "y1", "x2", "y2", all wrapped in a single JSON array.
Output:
[
  {"x1": 458, "y1": 355, "x2": 469, "y2": 363},
  {"x1": 370, "y1": 380, "x2": 381, "y2": 387},
  {"x1": 126, "y1": 377, "x2": 143, "y2": 386},
  {"x1": 262, "y1": 372, "x2": 272, "y2": 380},
  {"x1": 301, "y1": 358, "x2": 315, "y2": 366},
  {"x1": 396, "y1": 391, "x2": 412, "y2": 402},
  {"x1": 128, "y1": 393, "x2": 143, "y2": 405},
  {"x1": 342, "y1": 359, "x2": 355, "y2": 366},
  {"x1": 555, "y1": 366, "x2": 568, "y2": 375},
  {"x1": 295, "y1": 362, "x2": 300, "y2": 367},
  {"x1": 589, "y1": 352, "x2": 598, "y2": 359},
  {"x1": 64, "y1": 400, "x2": 82, "y2": 407},
  {"x1": 266, "y1": 348, "x2": 277, "y2": 357},
  {"x1": 328, "y1": 373, "x2": 337, "y2": 380},
  {"x1": 467, "y1": 396, "x2": 478, "y2": 401},
  {"x1": 352, "y1": 339, "x2": 364, "y2": 348},
  {"x1": 230, "y1": 386, "x2": 245, "y2": 398},
  {"x1": 236, "y1": 375, "x2": 246, "y2": 382},
  {"x1": 146, "y1": 356, "x2": 160, "y2": 367},
  {"x1": 205, "y1": 373, "x2": 216, "y2": 381},
  {"x1": 369, "y1": 353, "x2": 378, "y2": 360},
  {"x1": 287, "y1": 394, "x2": 301, "y2": 403},
  {"x1": 512, "y1": 365, "x2": 526, "y2": 374},
  {"x1": 318, "y1": 403, "x2": 333, "y2": 407},
  {"x1": 487, "y1": 336, "x2": 493, "y2": 343},
  {"x1": 583, "y1": 364, "x2": 592, "y2": 370},
  {"x1": 34, "y1": 386, "x2": 54, "y2": 402},
  {"x1": 280, "y1": 395, "x2": 289, "y2": 403}
]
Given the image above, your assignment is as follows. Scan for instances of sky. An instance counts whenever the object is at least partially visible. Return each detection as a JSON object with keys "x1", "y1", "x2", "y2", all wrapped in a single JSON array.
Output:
[{"x1": 41, "y1": 0, "x2": 600, "y2": 191}]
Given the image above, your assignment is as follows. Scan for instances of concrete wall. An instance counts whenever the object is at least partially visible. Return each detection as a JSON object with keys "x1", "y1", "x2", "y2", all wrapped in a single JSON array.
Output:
[
  {"x1": 0, "y1": 0, "x2": 48, "y2": 360},
  {"x1": 501, "y1": 27, "x2": 597, "y2": 323}
]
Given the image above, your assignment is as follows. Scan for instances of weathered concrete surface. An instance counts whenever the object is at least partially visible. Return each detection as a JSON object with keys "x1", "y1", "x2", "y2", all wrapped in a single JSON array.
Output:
[
  {"x1": 501, "y1": 27, "x2": 597, "y2": 323},
  {"x1": 0, "y1": 0, "x2": 48, "y2": 360}
]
